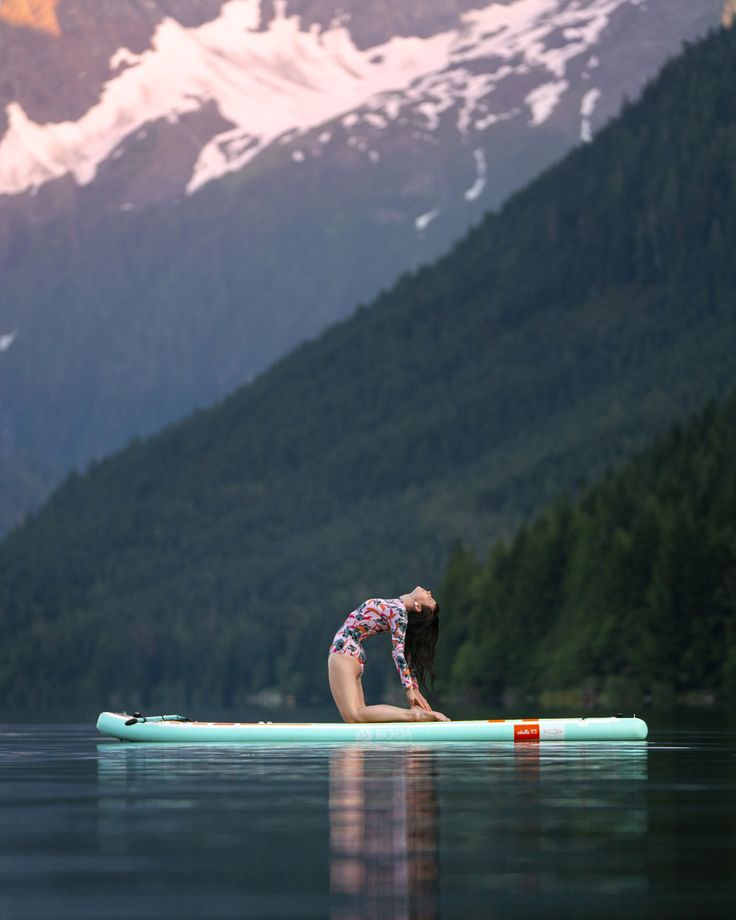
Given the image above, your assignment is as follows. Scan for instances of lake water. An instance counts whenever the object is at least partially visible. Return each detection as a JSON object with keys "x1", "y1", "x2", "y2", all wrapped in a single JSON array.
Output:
[{"x1": 1, "y1": 715, "x2": 735, "y2": 919}]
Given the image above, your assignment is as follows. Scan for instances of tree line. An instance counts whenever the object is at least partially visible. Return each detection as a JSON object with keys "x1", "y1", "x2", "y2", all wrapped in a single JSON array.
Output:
[{"x1": 436, "y1": 395, "x2": 736, "y2": 707}]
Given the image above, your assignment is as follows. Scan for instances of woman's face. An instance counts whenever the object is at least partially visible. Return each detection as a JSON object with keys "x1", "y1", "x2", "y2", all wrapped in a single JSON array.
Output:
[{"x1": 414, "y1": 586, "x2": 437, "y2": 612}]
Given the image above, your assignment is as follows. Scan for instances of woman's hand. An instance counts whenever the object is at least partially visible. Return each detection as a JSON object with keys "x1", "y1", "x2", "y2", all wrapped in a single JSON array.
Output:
[
  {"x1": 406, "y1": 688, "x2": 433, "y2": 712},
  {"x1": 431, "y1": 710, "x2": 451, "y2": 722}
]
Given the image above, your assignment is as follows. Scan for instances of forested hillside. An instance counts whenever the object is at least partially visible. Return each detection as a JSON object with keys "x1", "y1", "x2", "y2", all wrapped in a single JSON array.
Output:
[
  {"x1": 0, "y1": 24, "x2": 734, "y2": 710},
  {"x1": 437, "y1": 395, "x2": 736, "y2": 707}
]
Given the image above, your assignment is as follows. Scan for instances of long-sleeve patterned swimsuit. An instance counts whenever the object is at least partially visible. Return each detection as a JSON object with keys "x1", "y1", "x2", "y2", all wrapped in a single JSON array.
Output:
[{"x1": 329, "y1": 597, "x2": 419, "y2": 691}]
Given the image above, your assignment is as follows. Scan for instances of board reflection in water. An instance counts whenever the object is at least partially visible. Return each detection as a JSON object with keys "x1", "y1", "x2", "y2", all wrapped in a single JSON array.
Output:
[{"x1": 329, "y1": 748, "x2": 439, "y2": 920}]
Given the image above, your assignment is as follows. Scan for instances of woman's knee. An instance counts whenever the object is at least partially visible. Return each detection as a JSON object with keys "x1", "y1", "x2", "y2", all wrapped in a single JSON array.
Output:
[{"x1": 340, "y1": 705, "x2": 367, "y2": 723}]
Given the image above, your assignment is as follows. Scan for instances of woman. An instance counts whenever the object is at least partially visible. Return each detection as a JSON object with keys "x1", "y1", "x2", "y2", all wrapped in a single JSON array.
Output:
[{"x1": 328, "y1": 586, "x2": 449, "y2": 722}]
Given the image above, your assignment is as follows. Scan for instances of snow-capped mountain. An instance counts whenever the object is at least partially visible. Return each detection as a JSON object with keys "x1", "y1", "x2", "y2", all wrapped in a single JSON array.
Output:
[
  {"x1": 0, "y1": 0, "x2": 633, "y2": 199},
  {"x1": 0, "y1": 0, "x2": 722, "y2": 533},
  {"x1": 0, "y1": 0, "x2": 720, "y2": 230}
]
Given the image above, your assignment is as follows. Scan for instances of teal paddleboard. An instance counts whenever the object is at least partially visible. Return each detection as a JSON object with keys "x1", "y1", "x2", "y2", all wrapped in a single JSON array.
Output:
[{"x1": 96, "y1": 711, "x2": 648, "y2": 743}]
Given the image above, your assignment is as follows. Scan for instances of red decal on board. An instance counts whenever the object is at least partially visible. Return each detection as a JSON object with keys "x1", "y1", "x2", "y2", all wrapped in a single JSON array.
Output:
[{"x1": 514, "y1": 722, "x2": 540, "y2": 742}]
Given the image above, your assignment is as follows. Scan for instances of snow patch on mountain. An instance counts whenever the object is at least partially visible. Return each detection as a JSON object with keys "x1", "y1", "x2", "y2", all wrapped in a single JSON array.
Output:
[
  {"x1": 464, "y1": 149, "x2": 487, "y2": 201},
  {"x1": 526, "y1": 80, "x2": 569, "y2": 125},
  {"x1": 580, "y1": 87, "x2": 602, "y2": 142},
  {"x1": 474, "y1": 108, "x2": 518, "y2": 131},
  {"x1": 415, "y1": 208, "x2": 440, "y2": 232},
  {"x1": 0, "y1": 329, "x2": 17, "y2": 353},
  {"x1": 0, "y1": 0, "x2": 642, "y2": 199}
]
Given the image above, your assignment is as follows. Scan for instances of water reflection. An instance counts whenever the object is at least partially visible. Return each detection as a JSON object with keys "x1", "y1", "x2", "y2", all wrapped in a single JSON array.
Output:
[
  {"x1": 327, "y1": 742, "x2": 650, "y2": 915},
  {"x1": 442, "y1": 742, "x2": 650, "y2": 902},
  {"x1": 329, "y1": 747, "x2": 439, "y2": 920},
  {"x1": 93, "y1": 739, "x2": 651, "y2": 915}
]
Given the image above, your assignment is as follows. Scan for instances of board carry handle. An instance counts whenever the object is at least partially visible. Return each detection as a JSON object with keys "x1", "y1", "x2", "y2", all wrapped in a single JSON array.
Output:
[{"x1": 124, "y1": 712, "x2": 190, "y2": 726}]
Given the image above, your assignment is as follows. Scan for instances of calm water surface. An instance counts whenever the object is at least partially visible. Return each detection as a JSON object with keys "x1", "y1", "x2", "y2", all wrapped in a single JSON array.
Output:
[{"x1": 1, "y1": 716, "x2": 735, "y2": 919}]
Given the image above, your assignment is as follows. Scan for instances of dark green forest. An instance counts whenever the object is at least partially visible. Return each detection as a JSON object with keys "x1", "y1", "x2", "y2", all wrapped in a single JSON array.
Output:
[
  {"x1": 0, "y1": 25, "x2": 734, "y2": 711},
  {"x1": 437, "y1": 395, "x2": 736, "y2": 708}
]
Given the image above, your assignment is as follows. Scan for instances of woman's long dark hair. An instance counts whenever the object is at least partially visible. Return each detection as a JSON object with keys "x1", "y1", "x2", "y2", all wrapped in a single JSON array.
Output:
[{"x1": 405, "y1": 605, "x2": 440, "y2": 690}]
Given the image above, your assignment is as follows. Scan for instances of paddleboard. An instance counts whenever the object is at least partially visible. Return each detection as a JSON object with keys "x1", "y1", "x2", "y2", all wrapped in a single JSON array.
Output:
[{"x1": 96, "y1": 711, "x2": 648, "y2": 743}]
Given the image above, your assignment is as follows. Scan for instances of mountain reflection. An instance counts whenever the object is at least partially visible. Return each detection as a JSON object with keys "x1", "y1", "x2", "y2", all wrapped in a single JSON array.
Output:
[{"x1": 329, "y1": 748, "x2": 439, "y2": 920}]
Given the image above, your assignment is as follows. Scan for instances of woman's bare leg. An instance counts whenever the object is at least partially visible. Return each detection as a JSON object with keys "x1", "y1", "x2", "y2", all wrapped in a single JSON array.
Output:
[{"x1": 328, "y1": 654, "x2": 444, "y2": 722}]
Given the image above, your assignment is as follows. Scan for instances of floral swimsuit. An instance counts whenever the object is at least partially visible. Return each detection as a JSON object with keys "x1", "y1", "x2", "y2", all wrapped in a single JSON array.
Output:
[{"x1": 329, "y1": 597, "x2": 418, "y2": 691}]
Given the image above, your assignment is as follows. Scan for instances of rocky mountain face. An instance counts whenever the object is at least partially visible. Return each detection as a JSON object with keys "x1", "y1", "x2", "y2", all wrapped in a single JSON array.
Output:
[{"x1": 0, "y1": 0, "x2": 722, "y2": 532}]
